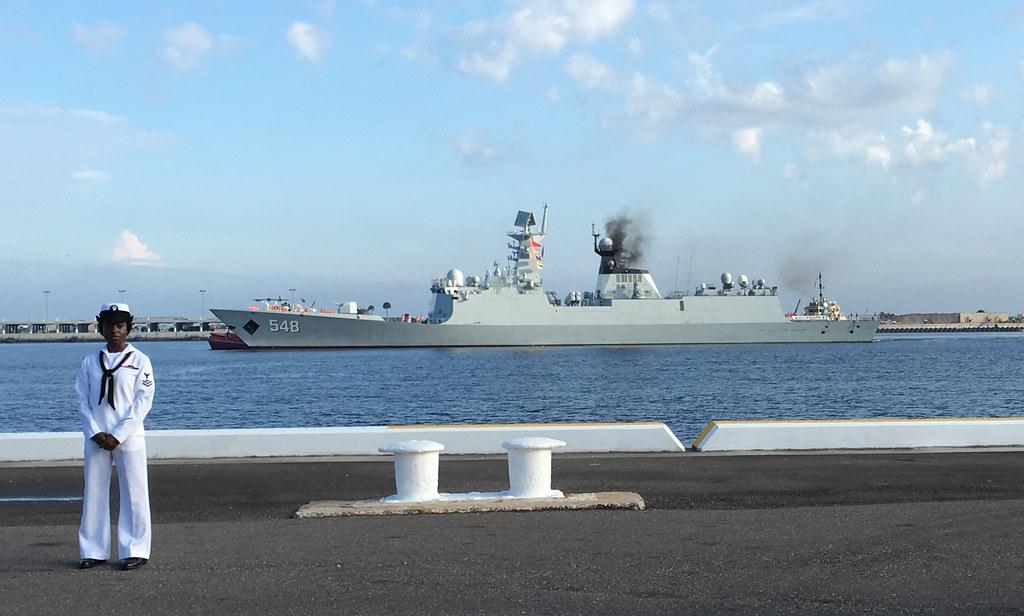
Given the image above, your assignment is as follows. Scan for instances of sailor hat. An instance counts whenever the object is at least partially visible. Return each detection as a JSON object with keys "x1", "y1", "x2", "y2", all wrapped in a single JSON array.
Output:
[{"x1": 97, "y1": 303, "x2": 133, "y2": 322}]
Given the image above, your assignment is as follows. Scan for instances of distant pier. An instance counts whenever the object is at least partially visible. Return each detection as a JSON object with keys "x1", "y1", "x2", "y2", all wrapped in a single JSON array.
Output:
[
  {"x1": 877, "y1": 322, "x2": 1024, "y2": 333},
  {"x1": 0, "y1": 317, "x2": 222, "y2": 343}
]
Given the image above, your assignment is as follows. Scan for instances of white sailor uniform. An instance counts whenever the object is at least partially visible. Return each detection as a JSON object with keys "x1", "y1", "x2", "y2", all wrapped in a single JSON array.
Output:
[{"x1": 75, "y1": 343, "x2": 155, "y2": 561}]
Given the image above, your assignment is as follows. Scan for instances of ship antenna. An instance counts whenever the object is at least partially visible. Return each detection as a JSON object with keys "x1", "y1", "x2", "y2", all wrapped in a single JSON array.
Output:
[
  {"x1": 685, "y1": 249, "x2": 694, "y2": 296},
  {"x1": 673, "y1": 254, "x2": 680, "y2": 295},
  {"x1": 540, "y1": 203, "x2": 548, "y2": 235},
  {"x1": 818, "y1": 272, "x2": 824, "y2": 304},
  {"x1": 592, "y1": 223, "x2": 599, "y2": 251}
]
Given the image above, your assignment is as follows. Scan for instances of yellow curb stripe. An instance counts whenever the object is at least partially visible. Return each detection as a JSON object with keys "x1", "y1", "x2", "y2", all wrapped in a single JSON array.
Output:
[
  {"x1": 707, "y1": 417, "x2": 1024, "y2": 425},
  {"x1": 386, "y1": 421, "x2": 665, "y2": 430},
  {"x1": 690, "y1": 420, "x2": 720, "y2": 449}
]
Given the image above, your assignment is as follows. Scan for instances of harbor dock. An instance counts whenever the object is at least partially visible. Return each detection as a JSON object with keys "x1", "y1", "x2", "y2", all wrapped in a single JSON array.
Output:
[
  {"x1": 3, "y1": 449, "x2": 1023, "y2": 614},
  {"x1": 0, "y1": 317, "x2": 223, "y2": 343}
]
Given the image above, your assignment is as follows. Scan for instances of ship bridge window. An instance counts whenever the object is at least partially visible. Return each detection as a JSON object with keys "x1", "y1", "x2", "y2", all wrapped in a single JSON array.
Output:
[{"x1": 679, "y1": 300, "x2": 684, "y2": 311}]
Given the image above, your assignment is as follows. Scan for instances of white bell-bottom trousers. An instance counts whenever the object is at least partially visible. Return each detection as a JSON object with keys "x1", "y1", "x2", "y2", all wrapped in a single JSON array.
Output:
[{"x1": 78, "y1": 440, "x2": 151, "y2": 560}]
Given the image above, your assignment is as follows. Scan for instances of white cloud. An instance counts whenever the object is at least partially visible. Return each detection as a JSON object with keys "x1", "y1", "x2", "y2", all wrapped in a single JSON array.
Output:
[
  {"x1": 569, "y1": 0, "x2": 636, "y2": 39},
  {"x1": 158, "y1": 22, "x2": 238, "y2": 72},
  {"x1": 745, "y1": 81, "x2": 786, "y2": 109},
  {"x1": 0, "y1": 105, "x2": 171, "y2": 197},
  {"x1": 566, "y1": 53, "x2": 615, "y2": 89},
  {"x1": 71, "y1": 22, "x2": 123, "y2": 55},
  {"x1": 510, "y1": 7, "x2": 572, "y2": 53},
  {"x1": 815, "y1": 129, "x2": 891, "y2": 169},
  {"x1": 901, "y1": 119, "x2": 975, "y2": 164},
  {"x1": 627, "y1": 36, "x2": 644, "y2": 57},
  {"x1": 624, "y1": 72, "x2": 682, "y2": 139},
  {"x1": 910, "y1": 187, "x2": 926, "y2": 206},
  {"x1": 455, "y1": 134, "x2": 497, "y2": 166},
  {"x1": 112, "y1": 230, "x2": 162, "y2": 265},
  {"x1": 682, "y1": 50, "x2": 952, "y2": 131},
  {"x1": 458, "y1": 44, "x2": 518, "y2": 81},
  {"x1": 687, "y1": 47, "x2": 727, "y2": 98},
  {"x1": 385, "y1": 6, "x2": 433, "y2": 31},
  {"x1": 72, "y1": 170, "x2": 109, "y2": 182},
  {"x1": 456, "y1": 0, "x2": 634, "y2": 81},
  {"x1": 159, "y1": 23, "x2": 212, "y2": 71},
  {"x1": 817, "y1": 119, "x2": 1009, "y2": 185},
  {"x1": 286, "y1": 21, "x2": 331, "y2": 64},
  {"x1": 452, "y1": 131, "x2": 521, "y2": 167},
  {"x1": 732, "y1": 127, "x2": 762, "y2": 163},
  {"x1": 865, "y1": 144, "x2": 891, "y2": 169},
  {"x1": 971, "y1": 123, "x2": 1011, "y2": 183},
  {"x1": 646, "y1": 2, "x2": 673, "y2": 24},
  {"x1": 959, "y1": 84, "x2": 994, "y2": 107}
]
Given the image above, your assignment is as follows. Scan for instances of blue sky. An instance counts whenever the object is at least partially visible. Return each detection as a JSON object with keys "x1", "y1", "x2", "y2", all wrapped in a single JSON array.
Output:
[{"x1": 2, "y1": 1, "x2": 1022, "y2": 320}]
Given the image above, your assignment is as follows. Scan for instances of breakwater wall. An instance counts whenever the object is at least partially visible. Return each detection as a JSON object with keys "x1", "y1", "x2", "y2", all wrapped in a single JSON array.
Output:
[{"x1": 877, "y1": 323, "x2": 1023, "y2": 333}]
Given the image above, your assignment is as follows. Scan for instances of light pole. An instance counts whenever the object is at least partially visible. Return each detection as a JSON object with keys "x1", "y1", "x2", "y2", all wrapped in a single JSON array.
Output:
[
  {"x1": 199, "y1": 289, "x2": 207, "y2": 330},
  {"x1": 43, "y1": 290, "x2": 50, "y2": 323}
]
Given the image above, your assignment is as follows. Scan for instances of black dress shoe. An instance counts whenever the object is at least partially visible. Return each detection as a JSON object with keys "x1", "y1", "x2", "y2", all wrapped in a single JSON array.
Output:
[
  {"x1": 78, "y1": 558, "x2": 106, "y2": 569},
  {"x1": 119, "y1": 557, "x2": 148, "y2": 571}
]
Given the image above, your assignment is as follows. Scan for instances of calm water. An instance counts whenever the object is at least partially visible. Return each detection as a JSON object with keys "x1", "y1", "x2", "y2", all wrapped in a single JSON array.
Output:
[{"x1": 3, "y1": 334, "x2": 1022, "y2": 443}]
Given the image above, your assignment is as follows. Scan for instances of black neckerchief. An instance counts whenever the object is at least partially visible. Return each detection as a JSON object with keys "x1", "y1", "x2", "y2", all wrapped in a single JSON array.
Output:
[{"x1": 98, "y1": 349, "x2": 134, "y2": 410}]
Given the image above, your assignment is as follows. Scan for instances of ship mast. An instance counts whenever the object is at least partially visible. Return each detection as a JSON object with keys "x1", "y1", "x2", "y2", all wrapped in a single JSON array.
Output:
[{"x1": 508, "y1": 209, "x2": 545, "y2": 289}]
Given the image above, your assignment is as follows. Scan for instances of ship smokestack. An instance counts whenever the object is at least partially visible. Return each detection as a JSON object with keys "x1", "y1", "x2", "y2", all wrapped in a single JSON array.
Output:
[{"x1": 604, "y1": 211, "x2": 649, "y2": 268}]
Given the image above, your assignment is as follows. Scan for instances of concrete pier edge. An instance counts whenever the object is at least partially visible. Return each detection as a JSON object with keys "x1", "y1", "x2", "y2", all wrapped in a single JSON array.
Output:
[
  {"x1": 0, "y1": 422, "x2": 684, "y2": 462},
  {"x1": 4, "y1": 418, "x2": 1024, "y2": 462},
  {"x1": 692, "y1": 417, "x2": 1024, "y2": 451}
]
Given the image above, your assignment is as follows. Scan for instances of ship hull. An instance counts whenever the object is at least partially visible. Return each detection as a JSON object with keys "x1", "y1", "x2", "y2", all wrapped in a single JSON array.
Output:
[{"x1": 211, "y1": 308, "x2": 877, "y2": 348}]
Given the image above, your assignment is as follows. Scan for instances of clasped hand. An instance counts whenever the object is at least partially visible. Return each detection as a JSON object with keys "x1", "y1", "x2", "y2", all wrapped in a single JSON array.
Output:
[{"x1": 90, "y1": 432, "x2": 121, "y2": 451}]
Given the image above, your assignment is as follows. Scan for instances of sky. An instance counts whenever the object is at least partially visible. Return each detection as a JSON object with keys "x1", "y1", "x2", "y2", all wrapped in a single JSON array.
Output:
[{"x1": 2, "y1": 0, "x2": 1023, "y2": 321}]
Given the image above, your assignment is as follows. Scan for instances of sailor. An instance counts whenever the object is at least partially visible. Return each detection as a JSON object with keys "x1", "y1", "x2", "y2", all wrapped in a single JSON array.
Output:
[{"x1": 75, "y1": 303, "x2": 155, "y2": 571}]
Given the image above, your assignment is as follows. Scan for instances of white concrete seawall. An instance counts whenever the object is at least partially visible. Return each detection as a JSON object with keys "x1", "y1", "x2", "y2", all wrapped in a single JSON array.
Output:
[
  {"x1": 692, "y1": 418, "x2": 1024, "y2": 451},
  {"x1": 7, "y1": 418, "x2": 1024, "y2": 462},
  {"x1": 0, "y1": 422, "x2": 685, "y2": 462}
]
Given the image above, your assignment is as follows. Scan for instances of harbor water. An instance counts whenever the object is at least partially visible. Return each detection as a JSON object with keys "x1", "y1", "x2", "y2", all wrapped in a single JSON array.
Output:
[{"x1": 2, "y1": 334, "x2": 1022, "y2": 442}]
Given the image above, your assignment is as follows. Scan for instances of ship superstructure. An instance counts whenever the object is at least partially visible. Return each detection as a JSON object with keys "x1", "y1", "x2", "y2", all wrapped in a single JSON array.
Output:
[{"x1": 211, "y1": 208, "x2": 878, "y2": 348}]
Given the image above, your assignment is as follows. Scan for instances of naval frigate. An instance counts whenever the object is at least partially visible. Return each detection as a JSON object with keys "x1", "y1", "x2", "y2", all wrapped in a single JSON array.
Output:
[{"x1": 210, "y1": 208, "x2": 878, "y2": 348}]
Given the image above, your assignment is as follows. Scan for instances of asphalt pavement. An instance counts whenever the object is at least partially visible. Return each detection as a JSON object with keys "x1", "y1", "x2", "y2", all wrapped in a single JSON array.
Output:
[{"x1": 3, "y1": 450, "x2": 1024, "y2": 614}]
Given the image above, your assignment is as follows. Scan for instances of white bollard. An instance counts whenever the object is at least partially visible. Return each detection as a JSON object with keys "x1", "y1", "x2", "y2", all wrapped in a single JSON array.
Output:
[
  {"x1": 378, "y1": 440, "x2": 445, "y2": 503},
  {"x1": 502, "y1": 437, "x2": 566, "y2": 498}
]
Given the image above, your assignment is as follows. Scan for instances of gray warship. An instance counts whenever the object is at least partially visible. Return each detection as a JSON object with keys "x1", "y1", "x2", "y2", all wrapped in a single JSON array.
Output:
[{"x1": 210, "y1": 208, "x2": 878, "y2": 348}]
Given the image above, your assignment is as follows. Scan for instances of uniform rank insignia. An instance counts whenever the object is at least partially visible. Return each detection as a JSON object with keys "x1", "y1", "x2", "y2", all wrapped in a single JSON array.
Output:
[{"x1": 142, "y1": 372, "x2": 153, "y2": 387}]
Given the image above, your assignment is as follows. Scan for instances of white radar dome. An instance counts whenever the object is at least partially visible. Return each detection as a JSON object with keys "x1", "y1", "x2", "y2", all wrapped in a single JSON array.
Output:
[
  {"x1": 721, "y1": 272, "x2": 733, "y2": 286},
  {"x1": 738, "y1": 274, "x2": 749, "y2": 288},
  {"x1": 756, "y1": 278, "x2": 766, "y2": 288},
  {"x1": 446, "y1": 269, "x2": 465, "y2": 286},
  {"x1": 599, "y1": 237, "x2": 614, "y2": 251}
]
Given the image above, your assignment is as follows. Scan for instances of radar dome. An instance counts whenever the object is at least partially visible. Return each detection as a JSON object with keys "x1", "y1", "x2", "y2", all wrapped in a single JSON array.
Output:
[
  {"x1": 599, "y1": 237, "x2": 614, "y2": 251},
  {"x1": 721, "y1": 272, "x2": 733, "y2": 286},
  {"x1": 446, "y1": 269, "x2": 465, "y2": 286},
  {"x1": 738, "y1": 274, "x2": 749, "y2": 288},
  {"x1": 756, "y1": 278, "x2": 766, "y2": 288}
]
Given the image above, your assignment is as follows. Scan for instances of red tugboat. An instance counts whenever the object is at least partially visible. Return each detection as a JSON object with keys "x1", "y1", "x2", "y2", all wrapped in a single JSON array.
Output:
[{"x1": 208, "y1": 329, "x2": 248, "y2": 350}]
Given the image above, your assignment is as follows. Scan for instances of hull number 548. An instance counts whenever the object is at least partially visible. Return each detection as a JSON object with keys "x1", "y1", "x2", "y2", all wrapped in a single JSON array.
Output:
[{"x1": 269, "y1": 319, "x2": 300, "y2": 333}]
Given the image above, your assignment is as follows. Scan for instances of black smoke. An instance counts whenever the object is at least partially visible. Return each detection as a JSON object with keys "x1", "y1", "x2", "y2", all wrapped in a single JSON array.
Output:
[{"x1": 605, "y1": 211, "x2": 650, "y2": 268}]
